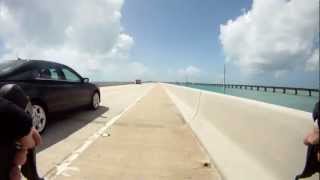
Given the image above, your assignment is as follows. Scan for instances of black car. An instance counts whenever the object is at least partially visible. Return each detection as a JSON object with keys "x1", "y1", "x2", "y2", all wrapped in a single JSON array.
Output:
[{"x1": 0, "y1": 59, "x2": 100, "y2": 133}]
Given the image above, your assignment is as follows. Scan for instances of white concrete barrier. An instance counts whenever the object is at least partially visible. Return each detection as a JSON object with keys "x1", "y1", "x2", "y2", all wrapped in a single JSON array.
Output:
[{"x1": 163, "y1": 83, "x2": 317, "y2": 180}]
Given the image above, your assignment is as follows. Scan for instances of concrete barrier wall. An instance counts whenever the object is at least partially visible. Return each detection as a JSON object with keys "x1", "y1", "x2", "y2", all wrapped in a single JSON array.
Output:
[
  {"x1": 163, "y1": 83, "x2": 316, "y2": 180},
  {"x1": 162, "y1": 84, "x2": 201, "y2": 119}
]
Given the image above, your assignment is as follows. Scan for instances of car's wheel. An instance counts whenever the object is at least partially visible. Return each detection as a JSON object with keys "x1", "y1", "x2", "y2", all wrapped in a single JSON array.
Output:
[
  {"x1": 90, "y1": 92, "x2": 100, "y2": 110},
  {"x1": 32, "y1": 103, "x2": 47, "y2": 133}
]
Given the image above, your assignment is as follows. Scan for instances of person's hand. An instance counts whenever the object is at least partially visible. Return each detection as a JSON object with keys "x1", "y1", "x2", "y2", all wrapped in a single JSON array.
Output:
[
  {"x1": 19, "y1": 130, "x2": 35, "y2": 149},
  {"x1": 303, "y1": 131, "x2": 319, "y2": 145},
  {"x1": 304, "y1": 134, "x2": 310, "y2": 145},
  {"x1": 18, "y1": 127, "x2": 42, "y2": 149},
  {"x1": 9, "y1": 165, "x2": 21, "y2": 180},
  {"x1": 31, "y1": 127, "x2": 42, "y2": 146},
  {"x1": 13, "y1": 149, "x2": 28, "y2": 165}
]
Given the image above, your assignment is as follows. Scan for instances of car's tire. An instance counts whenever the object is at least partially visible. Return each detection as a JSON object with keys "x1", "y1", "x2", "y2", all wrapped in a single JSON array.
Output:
[
  {"x1": 90, "y1": 92, "x2": 100, "y2": 110},
  {"x1": 32, "y1": 103, "x2": 47, "y2": 134}
]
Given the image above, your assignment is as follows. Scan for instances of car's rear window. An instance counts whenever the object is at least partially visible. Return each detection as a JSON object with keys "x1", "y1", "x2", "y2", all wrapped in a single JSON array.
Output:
[{"x1": 0, "y1": 60, "x2": 27, "y2": 76}]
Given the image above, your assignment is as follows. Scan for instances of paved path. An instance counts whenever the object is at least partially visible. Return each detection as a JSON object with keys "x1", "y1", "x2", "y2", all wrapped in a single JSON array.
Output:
[
  {"x1": 53, "y1": 85, "x2": 220, "y2": 180},
  {"x1": 34, "y1": 84, "x2": 153, "y2": 177}
]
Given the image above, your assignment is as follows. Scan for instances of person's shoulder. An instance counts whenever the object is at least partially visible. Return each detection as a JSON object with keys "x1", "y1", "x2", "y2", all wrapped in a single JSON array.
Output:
[
  {"x1": 0, "y1": 96, "x2": 25, "y2": 114},
  {"x1": 0, "y1": 96, "x2": 13, "y2": 107},
  {"x1": 0, "y1": 96, "x2": 9, "y2": 102}
]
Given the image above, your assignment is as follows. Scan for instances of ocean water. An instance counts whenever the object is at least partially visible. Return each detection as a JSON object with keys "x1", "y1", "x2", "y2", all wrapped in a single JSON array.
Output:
[{"x1": 180, "y1": 84, "x2": 319, "y2": 113}]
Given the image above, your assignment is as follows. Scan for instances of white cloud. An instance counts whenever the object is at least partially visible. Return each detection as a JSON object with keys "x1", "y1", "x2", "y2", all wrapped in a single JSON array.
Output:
[
  {"x1": 116, "y1": 34, "x2": 134, "y2": 52},
  {"x1": 305, "y1": 48, "x2": 319, "y2": 71},
  {"x1": 177, "y1": 65, "x2": 201, "y2": 79},
  {"x1": 0, "y1": 0, "x2": 148, "y2": 81},
  {"x1": 129, "y1": 62, "x2": 148, "y2": 76},
  {"x1": 220, "y1": 0, "x2": 319, "y2": 77}
]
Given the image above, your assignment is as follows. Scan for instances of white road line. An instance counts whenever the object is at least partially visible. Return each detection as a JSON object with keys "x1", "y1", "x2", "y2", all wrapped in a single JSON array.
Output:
[{"x1": 46, "y1": 84, "x2": 154, "y2": 180}]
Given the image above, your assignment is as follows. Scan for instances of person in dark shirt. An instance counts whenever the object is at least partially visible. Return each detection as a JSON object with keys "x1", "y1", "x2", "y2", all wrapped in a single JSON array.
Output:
[
  {"x1": 0, "y1": 84, "x2": 42, "y2": 180},
  {"x1": 0, "y1": 97, "x2": 34, "y2": 180},
  {"x1": 0, "y1": 97, "x2": 33, "y2": 144},
  {"x1": 295, "y1": 101, "x2": 319, "y2": 179}
]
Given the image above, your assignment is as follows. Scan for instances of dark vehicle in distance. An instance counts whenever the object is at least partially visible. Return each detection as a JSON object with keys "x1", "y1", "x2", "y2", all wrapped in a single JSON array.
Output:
[
  {"x1": 0, "y1": 59, "x2": 100, "y2": 133},
  {"x1": 135, "y1": 79, "x2": 142, "y2": 84}
]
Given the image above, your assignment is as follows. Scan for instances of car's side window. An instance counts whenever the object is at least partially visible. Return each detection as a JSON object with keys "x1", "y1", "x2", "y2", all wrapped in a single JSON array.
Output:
[
  {"x1": 39, "y1": 67, "x2": 60, "y2": 80},
  {"x1": 8, "y1": 69, "x2": 38, "y2": 80},
  {"x1": 49, "y1": 68, "x2": 59, "y2": 80},
  {"x1": 61, "y1": 68, "x2": 81, "y2": 82}
]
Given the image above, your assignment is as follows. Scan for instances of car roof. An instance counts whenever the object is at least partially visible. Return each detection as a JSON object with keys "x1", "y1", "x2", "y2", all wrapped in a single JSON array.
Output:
[
  {"x1": 25, "y1": 59, "x2": 64, "y2": 66},
  {"x1": 11, "y1": 59, "x2": 78, "y2": 71},
  {"x1": 2, "y1": 59, "x2": 82, "y2": 76},
  {"x1": 0, "y1": 59, "x2": 85, "y2": 80},
  {"x1": 3, "y1": 59, "x2": 64, "y2": 66},
  {"x1": 25, "y1": 59, "x2": 83, "y2": 77}
]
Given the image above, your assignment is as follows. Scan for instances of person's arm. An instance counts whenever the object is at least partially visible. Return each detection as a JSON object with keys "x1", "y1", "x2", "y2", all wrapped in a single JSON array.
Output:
[
  {"x1": 304, "y1": 120, "x2": 319, "y2": 145},
  {"x1": 318, "y1": 119, "x2": 320, "y2": 161}
]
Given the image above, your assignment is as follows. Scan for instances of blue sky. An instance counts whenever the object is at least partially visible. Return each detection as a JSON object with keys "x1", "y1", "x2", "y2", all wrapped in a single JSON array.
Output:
[
  {"x1": 0, "y1": 0, "x2": 319, "y2": 88},
  {"x1": 121, "y1": 0, "x2": 319, "y2": 88},
  {"x1": 122, "y1": 0, "x2": 247, "y2": 69},
  {"x1": 121, "y1": 0, "x2": 249, "y2": 82}
]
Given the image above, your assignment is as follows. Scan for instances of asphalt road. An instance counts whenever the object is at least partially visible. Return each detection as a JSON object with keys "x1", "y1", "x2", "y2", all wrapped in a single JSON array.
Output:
[
  {"x1": 53, "y1": 85, "x2": 219, "y2": 180},
  {"x1": 34, "y1": 84, "x2": 154, "y2": 177}
]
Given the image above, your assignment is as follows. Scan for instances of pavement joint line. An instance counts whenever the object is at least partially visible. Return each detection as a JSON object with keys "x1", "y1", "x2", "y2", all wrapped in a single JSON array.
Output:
[
  {"x1": 45, "y1": 85, "x2": 154, "y2": 180},
  {"x1": 162, "y1": 84, "x2": 223, "y2": 180}
]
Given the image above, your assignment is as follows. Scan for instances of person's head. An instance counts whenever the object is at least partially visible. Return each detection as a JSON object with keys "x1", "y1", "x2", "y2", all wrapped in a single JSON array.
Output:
[{"x1": 0, "y1": 84, "x2": 32, "y2": 115}]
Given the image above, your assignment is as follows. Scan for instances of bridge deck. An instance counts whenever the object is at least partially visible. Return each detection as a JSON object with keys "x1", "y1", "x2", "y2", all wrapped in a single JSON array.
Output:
[{"x1": 54, "y1": 85, "x2": 219, "y2": 180}]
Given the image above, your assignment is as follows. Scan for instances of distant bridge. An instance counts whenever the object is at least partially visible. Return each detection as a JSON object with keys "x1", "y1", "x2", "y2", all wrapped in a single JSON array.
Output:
[{"x1": 175, "y1": 82, "x2": 319, "y2": 96}]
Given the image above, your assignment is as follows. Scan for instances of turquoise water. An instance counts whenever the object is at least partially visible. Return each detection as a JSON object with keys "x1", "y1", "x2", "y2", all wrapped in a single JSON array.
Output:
[{"x1": 180, "y1": 84, "x2": 319, "y2": 113}]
